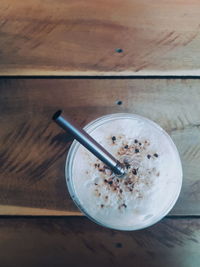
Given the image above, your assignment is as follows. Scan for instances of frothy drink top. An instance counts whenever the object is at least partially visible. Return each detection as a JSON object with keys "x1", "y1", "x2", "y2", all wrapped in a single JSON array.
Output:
[{"x1": 67, "y1": 114, "x2": 182, "y2": 230}]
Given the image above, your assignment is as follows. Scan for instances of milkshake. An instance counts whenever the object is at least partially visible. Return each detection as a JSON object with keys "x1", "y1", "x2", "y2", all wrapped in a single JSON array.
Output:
[{"x1": 66, "y1": 113, "x2": 182, "y2": 230}]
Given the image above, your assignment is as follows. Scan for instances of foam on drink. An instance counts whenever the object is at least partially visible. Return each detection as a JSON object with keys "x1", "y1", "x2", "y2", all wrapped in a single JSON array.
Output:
[{"x1": 67, "y1": 114, "x2": 182, "y2": 230}]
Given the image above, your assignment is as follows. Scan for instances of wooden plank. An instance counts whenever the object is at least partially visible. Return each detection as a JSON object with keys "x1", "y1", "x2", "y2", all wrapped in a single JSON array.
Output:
[
  {"x1": 0, "y1": 0, "x2": 200, "y2": 75},
  {"x1": 0, "y1": 78, "x2": 200, "y2": 215},
  {"x1": 0, "y1": 217, "x2": 199, "y2": 267}
]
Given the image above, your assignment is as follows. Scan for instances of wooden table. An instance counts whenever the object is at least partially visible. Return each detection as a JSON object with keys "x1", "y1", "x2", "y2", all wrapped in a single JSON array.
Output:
[{"x1": 1, "y1": 1, "x2": 200, "y2": 266}]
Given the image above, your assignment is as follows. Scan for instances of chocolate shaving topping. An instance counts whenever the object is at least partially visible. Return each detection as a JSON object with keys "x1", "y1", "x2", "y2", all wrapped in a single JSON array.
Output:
[
  {"x1": 132, "y1": 168, "x2": 137, "y2": 175},
  {"x1": 112, "y1": 136, "x2": 116, "y2": 143},
  {"x1": 93, "y1": 136, "x2": 160, "y2": 210}
]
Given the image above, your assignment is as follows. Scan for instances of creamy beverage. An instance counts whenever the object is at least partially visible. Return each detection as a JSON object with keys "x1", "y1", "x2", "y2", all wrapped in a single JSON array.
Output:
[{"x1": 66, "y1": 114, "x2": 182, "y2": 230}]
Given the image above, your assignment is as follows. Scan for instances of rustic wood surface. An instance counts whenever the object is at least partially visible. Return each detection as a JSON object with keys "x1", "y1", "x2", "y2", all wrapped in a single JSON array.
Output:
[
  {"x1": 1, "y1": 0, "x2": 200, "y2": 75},
  {"x1": 0, "y1": 217, "x2": 199, "y2": 267},
  {"x1": 0, "y1": 78, "x2": 200, "y2": 215}
]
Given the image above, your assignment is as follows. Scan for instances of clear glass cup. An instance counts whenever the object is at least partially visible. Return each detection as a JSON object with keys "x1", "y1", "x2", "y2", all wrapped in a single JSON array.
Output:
[{"x1": 65, "y1": 113, "x2": 182, "y2": 231}]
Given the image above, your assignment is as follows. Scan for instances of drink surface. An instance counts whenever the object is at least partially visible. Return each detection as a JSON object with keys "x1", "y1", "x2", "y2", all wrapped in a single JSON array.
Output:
[{"x1": 67, "y1": 114, "x2": 182, "y2": 230}]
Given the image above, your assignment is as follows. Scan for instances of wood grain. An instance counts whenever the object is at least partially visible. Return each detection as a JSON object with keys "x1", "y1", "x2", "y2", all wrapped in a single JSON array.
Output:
[
  {"x1": 1, "y1": 0, "x2": 200, "y2": 75},
  {"x1": 0, "y1": 217, "x2": 199, "y2": 267},
  {"x1": 0, "y1": 78, "x2": 200, "y2": 215}
]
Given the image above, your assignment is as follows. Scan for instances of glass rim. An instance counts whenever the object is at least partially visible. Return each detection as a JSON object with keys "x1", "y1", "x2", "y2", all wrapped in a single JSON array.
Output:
[{"x1": 65, "y1": 113, "x2": 183, "y2": 231}]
